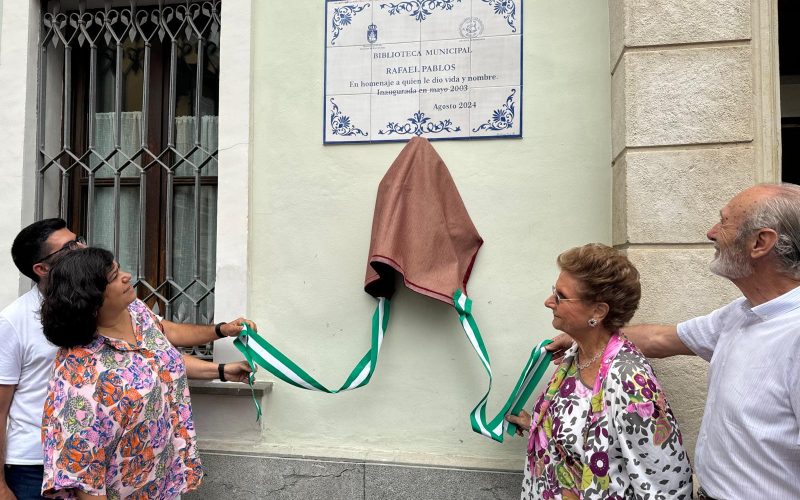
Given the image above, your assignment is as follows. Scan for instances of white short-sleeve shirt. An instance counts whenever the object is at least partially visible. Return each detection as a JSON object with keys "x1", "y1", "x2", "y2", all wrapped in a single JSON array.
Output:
[
  {"x1": 677, "y1": 285, "x2": 800, "y2": 500},
  {"x1": 0, "y1": 287, "x2": 57, "y2": 465}
]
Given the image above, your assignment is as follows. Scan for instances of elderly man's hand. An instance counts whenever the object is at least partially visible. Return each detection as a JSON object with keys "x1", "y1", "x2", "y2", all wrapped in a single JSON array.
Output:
[
  {"x1": 219, "y1": 317, "x2": 257, "y2": 337},
  {"x1": 545, "y1": 333, "x2": 573, "y2": 365},
  {"x1": 223, "y1": 361, "x2": 255, "y2": 383},
  {"x1": 505, "y1": 410, "x2": 532, "y2": 436}
]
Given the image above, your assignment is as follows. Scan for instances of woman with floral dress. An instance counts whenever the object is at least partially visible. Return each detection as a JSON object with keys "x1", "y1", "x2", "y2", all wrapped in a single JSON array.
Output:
[
  {"x1": 506, "y1": 244, "x2": 692, "y2": 499},
  {"x1": 39, "y1": 248, "x2": 247, "y2": 499}
]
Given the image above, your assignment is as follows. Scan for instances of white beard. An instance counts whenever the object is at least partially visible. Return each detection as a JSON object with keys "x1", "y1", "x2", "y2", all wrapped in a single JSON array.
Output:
[{"x1": 709, "y1": 244, "x2": 752, "y2": 280}]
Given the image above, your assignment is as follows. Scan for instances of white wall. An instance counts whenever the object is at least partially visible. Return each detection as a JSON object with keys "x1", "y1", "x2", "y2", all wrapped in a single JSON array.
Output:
[
  {"x1": 242, "y1": 0, "x2": 612, "y2": 469},
  {"x1": 0, "y1": 0, "x2": 40, "y2": 300}
]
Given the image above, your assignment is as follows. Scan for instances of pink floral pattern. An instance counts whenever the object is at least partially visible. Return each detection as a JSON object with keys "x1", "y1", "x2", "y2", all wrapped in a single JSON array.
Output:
[
  {"x1": 42, "y1": 299, "x2": 202, "y2": 499},
  {"x1": 521, "y1": 334, "x2": 692, "y2": 499}
]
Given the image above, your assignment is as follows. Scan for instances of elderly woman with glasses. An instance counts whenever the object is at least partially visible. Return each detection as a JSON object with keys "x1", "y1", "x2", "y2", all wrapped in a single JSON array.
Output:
[{"x1": 506, "y1": 244, "x2": 692, "y2": 499}]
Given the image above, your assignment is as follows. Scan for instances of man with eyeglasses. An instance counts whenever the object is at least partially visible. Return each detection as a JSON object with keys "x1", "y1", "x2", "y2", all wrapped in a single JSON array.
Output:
[
  {"x1": 0, "y1": 219, "x2": 255, "y2": 500},
  {"x1": 547, "y1": 183, "x2": 800, "y2": 500}
]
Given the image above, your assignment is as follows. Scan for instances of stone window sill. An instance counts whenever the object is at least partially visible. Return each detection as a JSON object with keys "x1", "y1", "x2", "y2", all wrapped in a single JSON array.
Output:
[{"x1": 188, "y1": 379, "x2": 272, "y2": 398}]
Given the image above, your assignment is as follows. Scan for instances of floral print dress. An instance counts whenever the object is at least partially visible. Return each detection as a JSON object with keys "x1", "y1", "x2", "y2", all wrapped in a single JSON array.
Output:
[
  {"x1": 521, "y1": 364, "x2": 593, "y2": 497},
  {"x1": 41, "y1": 299, "x2": 203, "y2": 499},
  {"x1": 522, "y1": 334, "x2": 692, "y2": 499}
]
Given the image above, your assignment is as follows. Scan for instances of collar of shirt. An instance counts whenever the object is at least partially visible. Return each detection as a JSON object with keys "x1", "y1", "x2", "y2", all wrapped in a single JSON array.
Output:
[
  {"x1": 84, "y1": 328, "x2": 144, "y2": 353},
  {"x1": 746, "y1": 284, "x2": 800, "y2": 320},
  {"x1": 84, "y1": 332, "x2": 143, "y2": 352}
]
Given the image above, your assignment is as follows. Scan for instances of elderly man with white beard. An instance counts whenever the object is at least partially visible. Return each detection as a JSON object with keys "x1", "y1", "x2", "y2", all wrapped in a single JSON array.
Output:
[{"x1": 546, "y1": 183, "x2": 800, "y2": 500}]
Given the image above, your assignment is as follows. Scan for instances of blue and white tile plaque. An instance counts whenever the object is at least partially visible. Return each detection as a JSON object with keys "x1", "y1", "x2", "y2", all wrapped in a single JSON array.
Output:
[{"x1": 324, "y1": 0, "x2": 523, "y2": 144}]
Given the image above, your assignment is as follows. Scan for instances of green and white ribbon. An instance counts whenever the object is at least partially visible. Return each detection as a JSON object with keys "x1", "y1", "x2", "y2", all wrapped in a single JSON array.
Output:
[
  {"x1": 233, "y1": 292, "x2": 551, "y2": 442},
  {"x1": 453, "y1": 289, "x2": 552, "y2": 441},
  {"x1": 234, "y1": 298, "x2": 390, "y2": 402}
]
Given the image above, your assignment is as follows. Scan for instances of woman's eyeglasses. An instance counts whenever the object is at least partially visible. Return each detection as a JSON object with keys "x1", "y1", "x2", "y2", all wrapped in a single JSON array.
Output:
[
  {"x1": 36, "y1": 236, "x2": 87, "y2": 264},
  {"x1": 551, "y1": 285, "x2": 583, "y2": 306}
]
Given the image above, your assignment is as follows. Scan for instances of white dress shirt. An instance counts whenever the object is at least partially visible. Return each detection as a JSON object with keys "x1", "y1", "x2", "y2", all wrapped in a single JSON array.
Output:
[{"x1": 678, "y1": 285, "x2": 800, "y2": 499}]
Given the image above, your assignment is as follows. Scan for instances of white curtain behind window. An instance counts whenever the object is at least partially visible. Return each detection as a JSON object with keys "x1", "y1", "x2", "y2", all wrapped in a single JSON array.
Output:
[
  {"x1": 174, "y1": 114, "x2": 219, "y2": 177},
  {"x1": 171, "y1": 115, "x2": 218, "y2": 323},
  {"x1": 91, "y1": 111, "x2": 142, "y2": 276}
]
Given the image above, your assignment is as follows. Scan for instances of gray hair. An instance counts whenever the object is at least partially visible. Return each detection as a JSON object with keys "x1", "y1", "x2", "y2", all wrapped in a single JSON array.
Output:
[{"x1": 736, "y1": 183, "x2": 800, "y2": 278}]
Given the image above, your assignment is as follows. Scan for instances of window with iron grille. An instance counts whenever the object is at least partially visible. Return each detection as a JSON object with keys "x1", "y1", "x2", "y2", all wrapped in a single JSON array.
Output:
[{"x1": 37, "y1": 0, "x2": 221, "y2": 358}]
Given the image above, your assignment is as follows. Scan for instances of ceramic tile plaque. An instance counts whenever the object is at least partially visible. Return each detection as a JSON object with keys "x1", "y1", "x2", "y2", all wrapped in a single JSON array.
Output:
[{"x1": 324, "y1": 0, "x2": 523, "y2": 143}]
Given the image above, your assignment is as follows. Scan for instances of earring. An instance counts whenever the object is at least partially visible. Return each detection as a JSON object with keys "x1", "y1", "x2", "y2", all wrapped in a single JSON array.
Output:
[{"x1": 588, "y1": 318, "x2": 598, "y2": 327}]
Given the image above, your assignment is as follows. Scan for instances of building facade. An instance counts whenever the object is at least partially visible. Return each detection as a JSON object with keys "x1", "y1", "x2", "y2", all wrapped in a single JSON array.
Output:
[{"x1": 0, "y1": 0, "x2": 783, "y2": 497}]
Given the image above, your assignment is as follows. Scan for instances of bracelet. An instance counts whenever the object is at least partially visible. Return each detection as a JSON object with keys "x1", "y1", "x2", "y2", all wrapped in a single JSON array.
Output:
[
  {"x1": 218, "y1": 363, "x2": 227, "y2": 382},
  {"x1": 214, "y1": 322, "x2": 226, "y2": 338}
]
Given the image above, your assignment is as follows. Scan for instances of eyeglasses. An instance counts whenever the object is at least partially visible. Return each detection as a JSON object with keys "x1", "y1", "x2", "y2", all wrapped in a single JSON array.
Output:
[
  {"x1": 36, "y1": 236, "x2": 87, "y2": 264},
  {"x1": 551, "y1": 285, "x2": 583, "y2": 306}
]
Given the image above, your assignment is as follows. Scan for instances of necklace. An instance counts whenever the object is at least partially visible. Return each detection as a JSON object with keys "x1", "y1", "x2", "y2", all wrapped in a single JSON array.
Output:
[{"x1": 575, "y1": 340, "x2": 609, "y2": 370}]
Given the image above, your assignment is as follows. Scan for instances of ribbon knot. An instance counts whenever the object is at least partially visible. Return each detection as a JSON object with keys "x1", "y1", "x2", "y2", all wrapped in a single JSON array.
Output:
[{"x1": 453, "y1": 289, "x2": 472, "y2": 315}]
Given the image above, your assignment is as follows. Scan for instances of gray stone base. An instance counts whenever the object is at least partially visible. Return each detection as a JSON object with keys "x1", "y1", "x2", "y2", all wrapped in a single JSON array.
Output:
[{"x1": 185, "y1": 452, "x2": 523, "y2": 500}]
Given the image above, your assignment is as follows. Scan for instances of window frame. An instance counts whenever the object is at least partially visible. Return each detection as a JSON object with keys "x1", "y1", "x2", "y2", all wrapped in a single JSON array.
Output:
[{"x1": 31, "y1": 0, "x2": 252, "y2": 360}]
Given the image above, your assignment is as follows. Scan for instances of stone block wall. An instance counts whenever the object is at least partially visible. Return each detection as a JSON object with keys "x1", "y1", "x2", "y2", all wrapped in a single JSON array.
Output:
[
  {"x1": 185, "y1": 453, "x2": 522, "y2": 500},
  {"x1": 608, "y1": 0, "x2": 779, "y2": 461}
]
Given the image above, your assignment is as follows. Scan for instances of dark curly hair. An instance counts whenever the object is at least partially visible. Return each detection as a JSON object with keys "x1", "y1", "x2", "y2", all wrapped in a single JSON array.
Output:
[
  {"x1": 557, "y1": 243, "x2": 641, "y2": 330},
  {"x1": 41, "y1": 247, "x2": 115, "y2": 348}
]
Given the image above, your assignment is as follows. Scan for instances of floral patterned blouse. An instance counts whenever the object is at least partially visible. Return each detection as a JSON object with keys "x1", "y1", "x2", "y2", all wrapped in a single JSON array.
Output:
[
  {"x1": 42, "y1": 299, "x2": 203, "y2": 499},
  {"x1": 523, "y1": 334, "x2": 692, "y2": 499}
]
